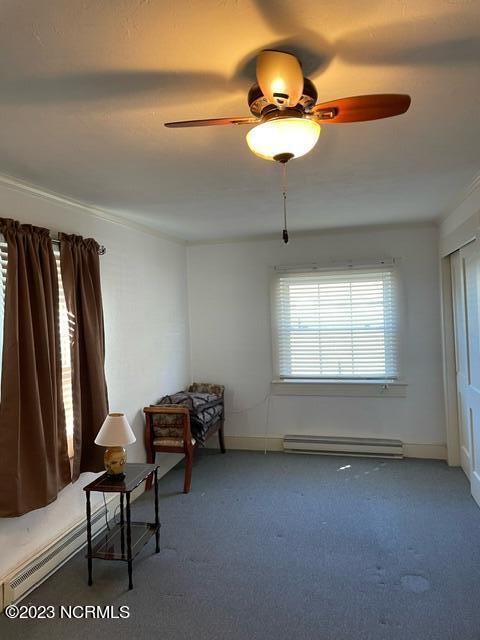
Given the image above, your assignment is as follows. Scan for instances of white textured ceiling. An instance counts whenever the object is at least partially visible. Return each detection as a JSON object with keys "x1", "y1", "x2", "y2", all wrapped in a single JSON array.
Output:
[{"x1": 0, "y1": 0, "x2": 479, "y2": 241}]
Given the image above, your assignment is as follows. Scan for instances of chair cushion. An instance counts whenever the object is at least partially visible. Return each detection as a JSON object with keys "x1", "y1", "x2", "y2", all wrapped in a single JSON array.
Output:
[{"x1": 153, "y1": 437, "x2": 195, "y2": 447}]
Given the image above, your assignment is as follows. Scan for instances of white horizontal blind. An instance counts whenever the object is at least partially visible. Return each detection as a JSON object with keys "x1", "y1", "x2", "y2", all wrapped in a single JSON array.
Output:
[
  {"x1": 0, "y1": 238, "x2": 7, "y2": 386},
  {"x1": 273, "y1": 267, "x2": 399, "y2": 380},
  {"x1": 53, "y1": 246, "x2": 75, "y2": 458}
]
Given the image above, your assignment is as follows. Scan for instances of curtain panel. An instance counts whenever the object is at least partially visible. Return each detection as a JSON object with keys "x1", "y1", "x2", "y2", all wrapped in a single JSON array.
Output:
[
  {"x1": 0, "y1": 218, "x2": 71, "y2": 517},
  {"x1": 60, "y1": 233, "x2": 108, "y2": 480}
]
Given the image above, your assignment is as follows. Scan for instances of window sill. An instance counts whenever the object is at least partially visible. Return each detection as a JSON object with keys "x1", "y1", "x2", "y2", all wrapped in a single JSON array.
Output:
[{"x1": 271, "y1": 379, "x2": 407, "y2": 398}]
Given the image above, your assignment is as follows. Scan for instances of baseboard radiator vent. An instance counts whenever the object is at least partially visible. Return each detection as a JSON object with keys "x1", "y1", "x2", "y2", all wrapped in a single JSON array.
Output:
[
  {"x1": 3, "y1": 499, "x2": 116, "y2": 608},
  {"x1": 283, "y1": 435, "x2": 404, "y2": 458},
  {"x1": 1, "y1": 459, "x2": 180, "y2": 610}
]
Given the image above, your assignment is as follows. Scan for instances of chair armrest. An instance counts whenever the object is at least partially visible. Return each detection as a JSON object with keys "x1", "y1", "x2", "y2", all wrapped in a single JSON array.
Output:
[
  {"x1": 143, "y1": 405, "x2": 189, "y2": 415},
  {"x1": 143, "y1": 405, "x2": 193, "y2": 447}
]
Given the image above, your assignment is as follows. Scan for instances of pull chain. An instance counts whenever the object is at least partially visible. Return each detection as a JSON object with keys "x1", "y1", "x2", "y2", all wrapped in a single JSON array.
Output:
[{"x1": 281, "y1": 161, "x2": 289, "y2": 244}]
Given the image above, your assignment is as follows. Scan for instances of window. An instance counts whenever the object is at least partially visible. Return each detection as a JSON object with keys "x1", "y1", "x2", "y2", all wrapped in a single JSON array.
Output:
[
  {"x1": 0, "y1": 240, "x2": 7, "y2": 375},
  {"x1": 272, "y1": 265, "x2": 399, "y2": 381},
  {"x1": 54, "y1": 246, "x2": 75, "y2": 457},
  {"x1": 0, "y1": 238, "x2": 74, "y2": 456}
]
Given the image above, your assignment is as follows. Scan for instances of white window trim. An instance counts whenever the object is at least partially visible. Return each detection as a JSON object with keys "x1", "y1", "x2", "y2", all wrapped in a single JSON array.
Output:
[
  {"x1": 270, "y1": 258, "x2": 406, "y2": 393},
  {"x1": 271, "y1": 379, "x2": 407, "y2": 398}
]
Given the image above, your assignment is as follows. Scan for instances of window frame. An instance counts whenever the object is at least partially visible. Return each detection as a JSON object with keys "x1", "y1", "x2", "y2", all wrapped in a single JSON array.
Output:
[{"x1": 270, "y1": 260, "x2": 406, "y2": 395}]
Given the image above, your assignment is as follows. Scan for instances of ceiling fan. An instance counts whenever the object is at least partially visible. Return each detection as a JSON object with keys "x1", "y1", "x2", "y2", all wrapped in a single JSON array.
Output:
[{"x1": 165, "y1": 50, "x2": 411, "y2": 163}]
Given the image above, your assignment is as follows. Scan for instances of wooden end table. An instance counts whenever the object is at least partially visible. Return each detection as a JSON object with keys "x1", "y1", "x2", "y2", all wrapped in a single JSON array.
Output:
[{"x1": 83, "y1": 463, "x2": 160, "y2": 590}]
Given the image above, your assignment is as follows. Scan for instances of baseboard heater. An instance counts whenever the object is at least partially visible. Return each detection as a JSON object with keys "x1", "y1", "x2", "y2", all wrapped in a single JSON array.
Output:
[
  {"x1": 283, "y1": 435, "x2": 404, "y2": 458},
  {"x1": 2, "y1": 498, "x2": 117, "y2": 608}
]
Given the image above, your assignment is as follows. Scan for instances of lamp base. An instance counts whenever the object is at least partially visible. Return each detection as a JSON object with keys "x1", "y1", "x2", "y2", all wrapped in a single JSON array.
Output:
[{"x1": 104, "y1": 446, "x2": 127, "y2": 478}]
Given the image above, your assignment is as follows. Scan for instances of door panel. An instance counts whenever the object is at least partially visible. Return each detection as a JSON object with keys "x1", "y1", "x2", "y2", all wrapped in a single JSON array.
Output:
[
  {"x1": 452, "y1": 240, "x2": 480, "y2": 506},
  {"x1": 451, "y1": 252, "x2": 469, "y2": 378},
  {"x1": 451, "y1": 249, "x2": 472, "y2": 479},
  {"x1": 470, "y1": 402, "x2": 480, "y2": 506},
  {"x1": 465, "y1": 248, "x2": 480, "y2": 390},
  {"x1": 457, "y1": 389, "x2": 472, "y2": 475}
]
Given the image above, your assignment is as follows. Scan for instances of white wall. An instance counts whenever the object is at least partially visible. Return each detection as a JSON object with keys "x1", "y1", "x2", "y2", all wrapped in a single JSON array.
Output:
[
  {"x1": 187, "y1": 225, "x2": 445, "y2": 447},
  {"x1": 0, "y1": 179, "x2": 190, "y2": 579}
]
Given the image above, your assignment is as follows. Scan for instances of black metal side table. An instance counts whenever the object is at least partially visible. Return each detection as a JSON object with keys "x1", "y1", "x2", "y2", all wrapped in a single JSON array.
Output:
[{"x1": 83, "y1": 463, "x2": 160, "y2": 590}]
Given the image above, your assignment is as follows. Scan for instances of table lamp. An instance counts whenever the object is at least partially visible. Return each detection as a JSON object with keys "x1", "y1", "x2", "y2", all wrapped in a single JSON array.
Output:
[{"x1": 94, "y1": 413, "x2": 136, "y2": 478}]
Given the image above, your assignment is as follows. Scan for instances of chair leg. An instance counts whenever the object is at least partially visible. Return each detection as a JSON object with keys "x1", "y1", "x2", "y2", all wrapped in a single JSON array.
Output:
[
  {"x1": 183, "y1": 448, "x2": 193, "y2": 494},
  {"x1": 145, "y1": 447, "x2": 155, "y2": 491},
  {"x1": 218, "y1": 421, "x2": 226, "y2": 453}
]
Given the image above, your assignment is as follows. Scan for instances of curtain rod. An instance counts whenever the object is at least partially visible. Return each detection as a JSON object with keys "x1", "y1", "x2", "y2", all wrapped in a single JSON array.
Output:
[
  {"x1": 274, "y1": 257, "x2": 397, "y2": 272},
  {"x1": 51, "y1": 238, "x2": 106, "y2": 255}
]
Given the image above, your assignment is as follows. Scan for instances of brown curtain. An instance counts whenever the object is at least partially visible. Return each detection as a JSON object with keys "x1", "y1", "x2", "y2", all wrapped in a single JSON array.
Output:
[
  {"x1": 60, "y1": 233, "x2": 108, "y2": 481},
  {"x1": 0, "y1": 219, "x2": 71, "y2": 517}
]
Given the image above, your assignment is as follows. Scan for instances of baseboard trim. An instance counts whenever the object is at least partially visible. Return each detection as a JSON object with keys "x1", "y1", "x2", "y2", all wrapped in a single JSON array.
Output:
[
  {"x1": 0, "y1": 454, "x2": 182, "y2": 610},
  {"x1": 211, "y1": 435, "x2": 447, "y2": 460},
  {"x1": 206, "y1": 435, "x2": 283, "y2": 452},
  {"x1": 402, "y1": 443, "x2": 447, "y2": 460}
]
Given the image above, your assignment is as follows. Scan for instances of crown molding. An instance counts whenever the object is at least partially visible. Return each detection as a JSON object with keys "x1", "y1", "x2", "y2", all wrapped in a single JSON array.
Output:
[
  {"x1": 0, "y1": 172, "x2": 441, "y2": 248},
  {"x1": 439, "y1": 171, "x2": 480, "y2": 223},
  {"x1": 0, "y1": 172, "x2": 186, "y2": 245}
]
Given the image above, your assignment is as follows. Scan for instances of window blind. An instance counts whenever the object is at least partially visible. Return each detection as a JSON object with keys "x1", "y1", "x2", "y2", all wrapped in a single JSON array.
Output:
[
  {"x1": 0, "y1": 239, "x2": 7, "y2": 379},
  {"x1": 273, "y1": 267, "x2": 399, "y2": 380},
  {"x1": 0, "y1": 237, "x2": 74, "y2": 454},
  {"x1": 53, "y1": 246, "x2": 75, "y2": 457}
]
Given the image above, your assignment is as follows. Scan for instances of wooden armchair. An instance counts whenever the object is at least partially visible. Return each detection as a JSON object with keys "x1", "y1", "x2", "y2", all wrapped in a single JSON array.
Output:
[{"x1": 144, "y1": 383, "x2": 225, "y2": 493}]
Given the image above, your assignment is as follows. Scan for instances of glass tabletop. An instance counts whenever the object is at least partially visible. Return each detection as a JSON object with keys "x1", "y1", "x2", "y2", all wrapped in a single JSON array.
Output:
[{"x1": 83, "y1": 463, "x2": 158, "y2": 494}]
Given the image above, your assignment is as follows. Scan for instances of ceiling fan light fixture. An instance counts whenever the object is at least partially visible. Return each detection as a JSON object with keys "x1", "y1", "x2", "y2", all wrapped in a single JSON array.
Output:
[
  {"x1": 246, "y1": 118, "x2": 320, "y2": 161},
  {"x1": 256, "y1": 50, "x2": 304, "y2": 109}
]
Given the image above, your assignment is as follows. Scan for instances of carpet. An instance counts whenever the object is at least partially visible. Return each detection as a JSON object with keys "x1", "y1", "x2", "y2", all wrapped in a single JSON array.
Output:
[{"x1": 1, "y1": 450, "x2": 480, "y2": 639}]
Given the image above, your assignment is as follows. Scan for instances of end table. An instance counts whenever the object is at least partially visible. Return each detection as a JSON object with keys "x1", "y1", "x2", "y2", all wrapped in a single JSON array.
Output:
[{"x1": 83, "y1": 463, "x2": 160, "y2": 590}]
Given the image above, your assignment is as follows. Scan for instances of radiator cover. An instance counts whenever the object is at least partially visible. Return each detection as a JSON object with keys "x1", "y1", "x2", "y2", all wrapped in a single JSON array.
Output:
[
  {"x1": 2, "y1": 501, "x2": 115, "y2": 608},
  {"x1": 283, "y1": 435, "x2": 404, "y2": 458}
]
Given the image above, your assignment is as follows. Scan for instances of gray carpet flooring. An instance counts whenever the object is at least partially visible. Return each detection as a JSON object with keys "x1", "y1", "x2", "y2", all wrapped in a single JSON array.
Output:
[{"x1": 2, "y1": 451, "x2": 480, "y2": 639}]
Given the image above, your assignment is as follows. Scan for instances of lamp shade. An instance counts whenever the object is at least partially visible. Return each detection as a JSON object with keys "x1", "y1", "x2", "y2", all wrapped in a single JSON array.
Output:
[
  {"x1": 94, "y1": 413, "x2": 136, "y2": 447},
  {"x1": 246, "y1": 117, "x2": 320, "y2": 161}
]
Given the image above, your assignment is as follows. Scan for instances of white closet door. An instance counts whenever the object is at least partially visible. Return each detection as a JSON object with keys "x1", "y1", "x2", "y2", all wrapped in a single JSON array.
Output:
[
  {"x1": 452, "y1": 249, "x2": 472, "y2": 479},
  {"x1": 451, "y1": 240, "x2": 480, "y2": 505}
]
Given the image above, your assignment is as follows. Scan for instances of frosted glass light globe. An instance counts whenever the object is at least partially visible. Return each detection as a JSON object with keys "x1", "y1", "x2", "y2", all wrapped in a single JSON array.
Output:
[{"x1": 246, "y1": 117, "x2": 321, "y2": 161}]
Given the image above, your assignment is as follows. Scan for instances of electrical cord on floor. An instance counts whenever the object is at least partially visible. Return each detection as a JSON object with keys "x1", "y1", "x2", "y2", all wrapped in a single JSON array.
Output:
[
  {"x1": 113, "y1": 503, "x2": 121, "y2": 525},
  {"x1": 264, "y1": 394, "x2": 272, "y2": 456},
  {"x1": 102, "y1": 492, "x2": 110, "y2": 531}
]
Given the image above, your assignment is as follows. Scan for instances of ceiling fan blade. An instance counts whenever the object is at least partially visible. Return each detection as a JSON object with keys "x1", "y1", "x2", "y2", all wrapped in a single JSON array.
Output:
[
  {"x1": 337, "y1": 16, "x2": 480, "y2": 67},
  {"x1": 165, "y1": 116, "x2": 258, "y2": 128},
  {"x1": 311, "y1": 94, "x2": 411, "y2": 123},
  {"x1": 256, "y1": 50, "x2": 304, "y2": 109},
  {"x1": 252, "y1": 0, "x2": 304, "y2": 35},
  {"x1": 0, "y1": 71, "x2": 233, "y2": 106}
]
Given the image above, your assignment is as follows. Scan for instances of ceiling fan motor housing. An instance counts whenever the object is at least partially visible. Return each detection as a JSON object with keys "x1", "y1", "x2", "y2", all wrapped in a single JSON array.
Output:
[{"x1": 248, "y1": 78, "x2": 318, "y2": 118}]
